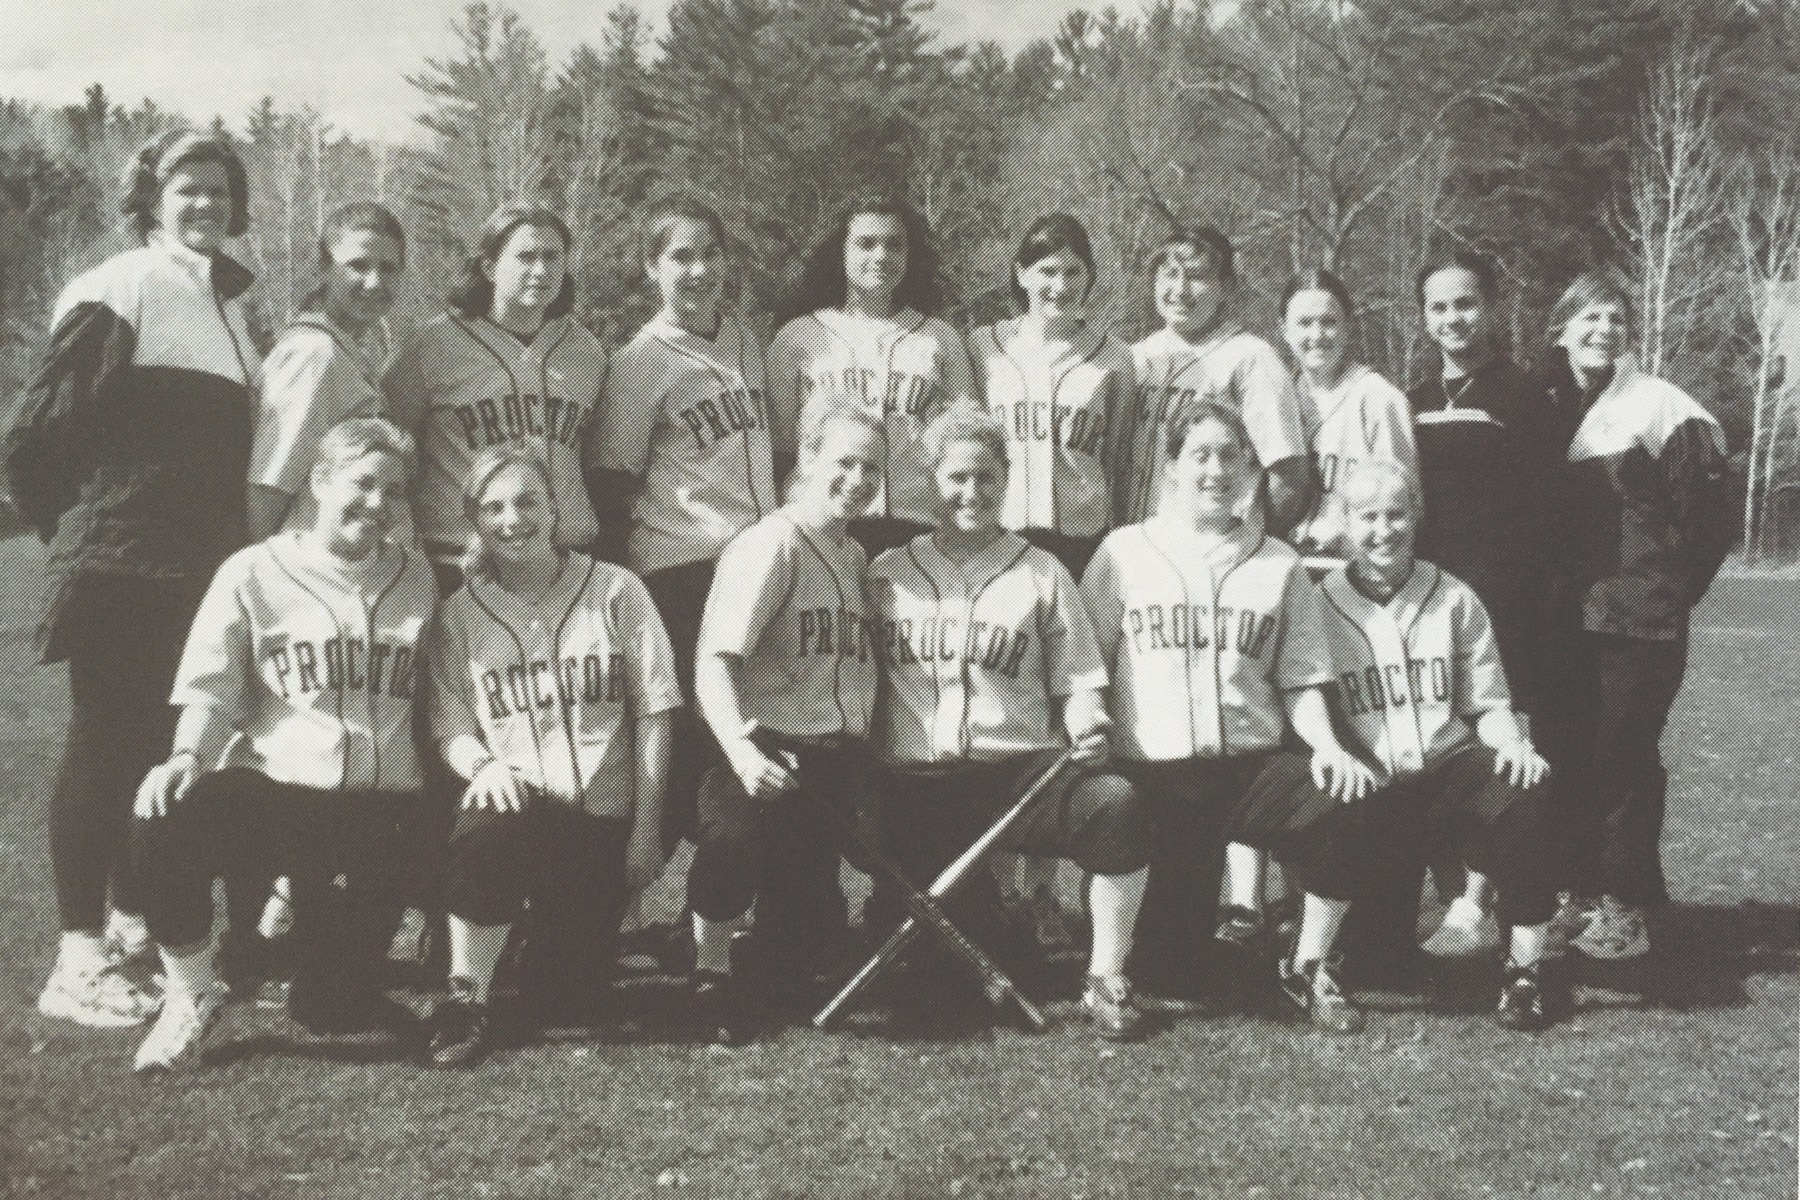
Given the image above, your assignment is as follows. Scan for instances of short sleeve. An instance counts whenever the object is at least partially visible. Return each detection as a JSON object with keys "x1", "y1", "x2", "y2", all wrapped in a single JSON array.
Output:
[
  {"x1": 252, "y1": 331, "x2": 341, "y2": 496},
  {"x1": 621, "y1": 572, "x2": 684, "y2": 716},
  {"x1": 1236, "y1": 340, "x2": 1308, "y2": 467},
  {"x1": 598, "y1": 341, "x2": 660, "y2": 478},
  {"x1": 426, "y1": 595, "x2": 484, "y2": 748},
  {"x1": 169, "y1": 554, "x2": 256, "y2": 720},
  {"x1": 698, "y1": 524, "x2": 794, "y2": 660},
  {"x1": 1454, "y1": 585, "x2": 1513, "y2": 718},
  {"x1": 1273, "y1": 566, "x2": 1336, "y2": 691},
  {"x1": 1078, "y1": 536, "x2": 1126, "y2": 669},
  {"x1": 1042, "y1": 556, "x2": 1109, "y2": 698}
]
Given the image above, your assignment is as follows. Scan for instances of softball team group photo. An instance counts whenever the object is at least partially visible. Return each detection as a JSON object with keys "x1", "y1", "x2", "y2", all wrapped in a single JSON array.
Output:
[{"x1": 4, "y1": 125, "x2": 1740, "y2": 1082}]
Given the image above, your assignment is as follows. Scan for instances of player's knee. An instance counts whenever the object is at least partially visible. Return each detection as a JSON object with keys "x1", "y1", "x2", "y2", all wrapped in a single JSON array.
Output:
[{"x1": 1074, "y1": 774, "x2": 1151, "y2": 876}]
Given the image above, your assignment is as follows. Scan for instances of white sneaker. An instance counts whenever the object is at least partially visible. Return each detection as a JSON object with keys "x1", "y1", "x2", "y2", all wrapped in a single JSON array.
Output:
[
  {"x1": 38, "y1": 963, "x2": 162, "y2": 1028},
  {"x1": 1422, "y1": 897, "x2": 1504, "y2": 959},
  {"x1": 133, "y1": 983, "x2": 227, "y2": 1073},
  {"x1": 1570, "y1": 896, "x2": 1649, "y2": 960}
]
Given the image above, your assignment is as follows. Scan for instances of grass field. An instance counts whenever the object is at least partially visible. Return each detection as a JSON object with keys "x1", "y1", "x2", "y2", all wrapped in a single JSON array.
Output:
[{"x1": 0, "y1": 536, "x2": 1794, "y2": 1199}]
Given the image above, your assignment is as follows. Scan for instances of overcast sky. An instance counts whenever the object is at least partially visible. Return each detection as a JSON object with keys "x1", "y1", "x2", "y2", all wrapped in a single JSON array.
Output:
[{"x1": 3, "y1": 0, "x2": 1075, "y2": 141}]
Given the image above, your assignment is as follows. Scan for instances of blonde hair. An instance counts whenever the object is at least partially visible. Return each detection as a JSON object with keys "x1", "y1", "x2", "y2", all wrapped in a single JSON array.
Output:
[
  {"x1": 313, "y1": 417, "x2": 415, "y2": 481},
  {"x1": 458, "y1": 445, "x2": 558, "y2": 581},
  {"x1": 1336, "y1": 459, "x2": 1423, "y2": 517},
  {"x1": 787, "y1": 396, "x2": 885, "y2": 502},
  {"x1": 921, "y1": 405, "x2": 1009, "y2": 473}
]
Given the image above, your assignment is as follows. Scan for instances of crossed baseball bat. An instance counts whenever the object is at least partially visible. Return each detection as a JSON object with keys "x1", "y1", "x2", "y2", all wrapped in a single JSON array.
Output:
[{"x1": 813, "y1": 749, "x2": 1076, "y2": 1031}]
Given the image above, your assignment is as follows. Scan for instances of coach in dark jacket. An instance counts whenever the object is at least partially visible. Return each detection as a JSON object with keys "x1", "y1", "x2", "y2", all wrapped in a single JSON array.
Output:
[
  {"x1": 1533, "y1": 270, "x2": 1732, "y2": 962},
  {"x1": 3, "y1": 129, "x2": 258, "y2": 1029}
]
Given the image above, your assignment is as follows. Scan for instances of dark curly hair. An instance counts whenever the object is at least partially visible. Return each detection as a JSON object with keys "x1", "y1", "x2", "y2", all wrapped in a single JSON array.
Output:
[
  {"x1": 780, "y1": 194, "x2": 944, "y2": 325},
  {"x1": 446, "y1": 202, "x2": 575, "y2": 321}
]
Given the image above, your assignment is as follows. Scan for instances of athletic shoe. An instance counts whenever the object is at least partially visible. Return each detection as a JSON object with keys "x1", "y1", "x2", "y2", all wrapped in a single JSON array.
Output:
[
  {"x1": 1570, "y1": 896, "x2": 1649, "y2": 960},
  {"x1": 133, "y1": 983, "x2": 226, "y2": 1072},
  {"x1": 1082, "y1": 974, "x2": 1146, "y2": 1041},
  {"x1": 37, "y1": 962, "x2": 162, "y2": 1028},
  {"x1": 1278, "y1": 955, "x2": 1364, "y2": 1033},
  {"x1": 1215, "y1": 905, "x2": 1268, "y2": 954},
  {"x1": 427, "y1": 978, "x2": 491, "y2": 1068},
  {"x1": 1495, "y1": 959, "x2": 1549, "y2": 1031},
  {"x1": 1545, "y1": 892, "x2": 1597, "y2": 956},
  {"x1": 1422, "y1": 897, "x2": 1504, "y2": 959},
  {"x1": 689, "y1": 970, "x2": 751, "y2": 1046}
]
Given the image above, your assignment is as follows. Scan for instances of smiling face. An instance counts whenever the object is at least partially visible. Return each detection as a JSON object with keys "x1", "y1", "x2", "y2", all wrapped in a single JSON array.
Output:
[
  {"x1": 933, "y1": 437, "x2": 1007, "y2": 537},
  {"x1": 473, "y1": 461, "x2": 556, "y2": 570},
  {"x1": 844, "y1": 212, "x2": 909, "y2": 305},
  {"x1": 1559, "y1": 299, "x2": 1631, "y2": 378},
  {"x1": 1166, "y1": 415, "x2": 1252, "y2": 529},
  {"x1": 1284, "y1": 287, "x2": 1349, "y2": 381},
  {"x1": 485, "y1": 222, "x2": 567, "y2": 317},
  {"x1": 1421, "y1": 266, "x2": 1490, "y2": 364},
  {"x1": 1343, "y1": 468, "x2": 1418, "y2": 578},
  {"x1": 154, "y1": 158, "x2": 233, "y2": 254},
  {"x1": 311, "y1": 450, "x2": 407, "y2": 559},
  {"x1": 801, "y1": 417, "x2": 883, "y2": 524},
  {"x1": 1017, "y1": 249, "x2": 1091, "y2": 322},
  {"x1": 649, "y1": 216, "x2": 726, "y2": 332},
  {"x1": 1154, "y1": 244, "x2": 1227, "y2": 338},
  {"x1": 321, "y1": 228, "x2": 404, "y2": 333}
]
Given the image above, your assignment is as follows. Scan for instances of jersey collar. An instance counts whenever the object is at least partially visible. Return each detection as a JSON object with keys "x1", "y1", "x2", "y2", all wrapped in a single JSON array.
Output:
[
  {"x1": 466, "y1": 551, "x2": 597, "y2": 621},
  {"x1": 1324, "y1": 559, "x2": 1441, "y2": 635},
  {"x1": 913, "y1": 528, "x2": 1032, "y2": 595}
]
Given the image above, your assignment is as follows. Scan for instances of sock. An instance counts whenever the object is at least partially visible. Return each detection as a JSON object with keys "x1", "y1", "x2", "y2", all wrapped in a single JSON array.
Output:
[
  {"x1": 57, "y1": 931, "x2": 109, "y2": 976},
  {"x1": 447, "y1": 917, "x2": 510, "y2": 1003},
  {"x1": 1087, "y1": 868, "x2": 1148, "y2": 980},
  {"x1": 693, "y1": 913, "x2": 746, "y2": 976},
  {"x1": 1441, "y1": 895, "x2": 1487, "y2": 929},
  {"x1": 158, "y1": 945, "x2": 217, "y2": 998},
  {"x1": 1510, "y1": 923, "x2": 1549, "y2": 969},
  {"x1": 1292, "y1": 895, "x2": 1350, "y2": 967},
  {"x1": 106, "y1": 910, "x2": 151, "y2": 953},
  {"x1": 1222, "y1": 843, "x2": 1266, "y2": 911}
]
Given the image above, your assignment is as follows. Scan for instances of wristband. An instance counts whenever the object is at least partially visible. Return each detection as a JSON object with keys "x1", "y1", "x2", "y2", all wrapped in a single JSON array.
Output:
[
  {"x1": 170, "y1": 749, "x2": 200, "y2": 766},
  {"x1": 469, "y1": 754, "x2": 499, "y2": 779}
]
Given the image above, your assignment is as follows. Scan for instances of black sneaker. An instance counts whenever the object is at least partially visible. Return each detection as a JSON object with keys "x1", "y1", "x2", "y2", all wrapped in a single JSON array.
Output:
[
  {"x1": 1496, "y1": 959, "x2": 1549, "y2": 1032},
  {"x1": 428, "y1": 977, "x2": 491, "y2": 1067},
  {"x1": 1278, "y1": 955, "x2": 1364, "y2": 1033},
  {"x1": 690, "y1": 971, "x2": 751, "y2": 1046},
  {"x1": 1215, "y1": 905, "x2": 1267, "y2": 953}
]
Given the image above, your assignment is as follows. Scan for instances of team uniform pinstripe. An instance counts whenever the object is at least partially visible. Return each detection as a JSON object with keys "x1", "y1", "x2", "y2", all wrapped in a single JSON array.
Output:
[
  {"x1": 429, "y1": 553, "x2": 683, "y2": 815},
  {"x1": 1120, "y1": 327, "x2": 1308, "y2": 524},
  {"x1": 600, "y1": 312, "x2": 776, "y2": 576},
  {"x1": 969, "y1": 320, "x2": 1132, "y2": 540},
  {"x1": 1291, "y1": 365, "x2": 1419, "y2": 556},
  {"x1": 768, "y1": 308, "x2": 976, "y2": 528},
  {"x1": 385, "y1": 312, "x2": 605, "y2": 564}
]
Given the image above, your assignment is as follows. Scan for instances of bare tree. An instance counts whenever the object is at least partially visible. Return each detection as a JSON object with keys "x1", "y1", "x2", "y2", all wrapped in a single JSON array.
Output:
[{"x1": 1732, "y1": 138, "x2": 1800, "y2": 560}]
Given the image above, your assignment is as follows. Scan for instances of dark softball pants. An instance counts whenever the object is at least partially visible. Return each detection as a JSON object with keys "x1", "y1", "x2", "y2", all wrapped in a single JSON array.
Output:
[
  {"x1": 132, "y1": 769, "x2": 420, "y2": 998},
  {"x1": 1229, "y1": 747, "x2": 1559, "y2": 931},
  {"x1": 644, "y1": 559, "x2": 724, "y2": 852}
]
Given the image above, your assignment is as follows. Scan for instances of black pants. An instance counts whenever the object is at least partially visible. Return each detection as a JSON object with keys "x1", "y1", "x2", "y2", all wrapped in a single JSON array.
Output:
[
  {"x1": 1230, "y1": 748, "x2": 1558, "y2": 929},
  {"x1": 132, "y1": 769, "x2": 420, "y2": 996},
  {"x1": 44, "y1": 575, "x2": 206, "y2": 934},
  {"x1": 447, "y1": 801, "x2": 630, "y2": 1007},
  {"x1": 1114, "y1": 755, "x2": 1269, "y2": 985},
  {"x1": 688, "y1": 740, "x2": 863, "y2": 960},
  {"x1": 644, "y1": 559, "x2": 724, "y2": 851},
  {"x1": 1534, "y1": 630, "x2": 1688, "y2": 907}
]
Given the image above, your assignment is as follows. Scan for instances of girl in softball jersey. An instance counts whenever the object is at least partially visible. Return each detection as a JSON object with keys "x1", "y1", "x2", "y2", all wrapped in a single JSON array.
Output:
[
  {"x1": 1284, "y1": 270, "x2": 1418, "y2": 560},
  {"x1": 129, "y1": 419, "x2": 436, "y2": 1072},
  {"x1": 685, "y1": 400, "x2": 884, "y2": 1043},
  {"x1": 385, "y1": 203, "x2": 607, "y2": 596},
  {"x1": 769, "y1": 195, "x2": 977, "y2": 558},
  {"x1": 6, "y1": 130, "x2": 258, "y2": 1029},
  {"x1": 1533, "y1": 271, "x2": 1731, "y2": 962},
  {"x1": 1081, "y1": 400, "x2": 1364, "y2": 1006},
  {"x1": 596, "y1": 197, "x2": 777, "y2": 850},
  {"x1": 250, "y1": 203, "x2": 409, "y2": 540},
  {"x1": 871, "y1": 407, "x2": 1152, "y2": 1041},
  {"x1": 1230, "y1": 460, "x2": 1560, "y2": 1031},
  {"x1": 425, "y1": 447, "x2": 679, "y2": 1066},
  {"x1": 969, "y1": 213, "x2": 1131, "y2": 577},
  {"x1": 1120, "y1": 227, "x2": 1312, "y2": 532}
]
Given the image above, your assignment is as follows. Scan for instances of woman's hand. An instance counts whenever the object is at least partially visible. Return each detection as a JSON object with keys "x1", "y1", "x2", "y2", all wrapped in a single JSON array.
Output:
[
  {"x1": 135, "y1": 753, "x2": 200, "y2": 819},
  {"x1": 1494, "y1": 740, "x2": 1550, "y2": 789},
  {"x1": 726, "y1": 737, "x2": 797, "y2": 800},
  {"x1": 1063, "y1": 690, "x2": 1113, "y2": 767},
  {"x1": 464, "y1": 758, "x2": 528, "y2": 812},
  {"x1": 1311, "y1": 746, "x2": 1379, "y2": 804}
]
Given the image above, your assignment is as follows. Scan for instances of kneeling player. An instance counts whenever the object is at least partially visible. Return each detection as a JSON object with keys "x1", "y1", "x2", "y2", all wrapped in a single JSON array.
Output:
[
  {"x1": 130, "y1": 419, "x2": 436, "y2": 1071},
  {"x1": 1230, "y1": 462, "x2": 1558, "y2": 1031},
  {"x1": 871, "y1": 407, "x2": 1151, "y2": 1040},
  {"x1": 684, "y1": 400, "x2": 884, "y2": 1042},
  {"x1": 424, "y1": 447, "x2": 679, "y2": 1065}
]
